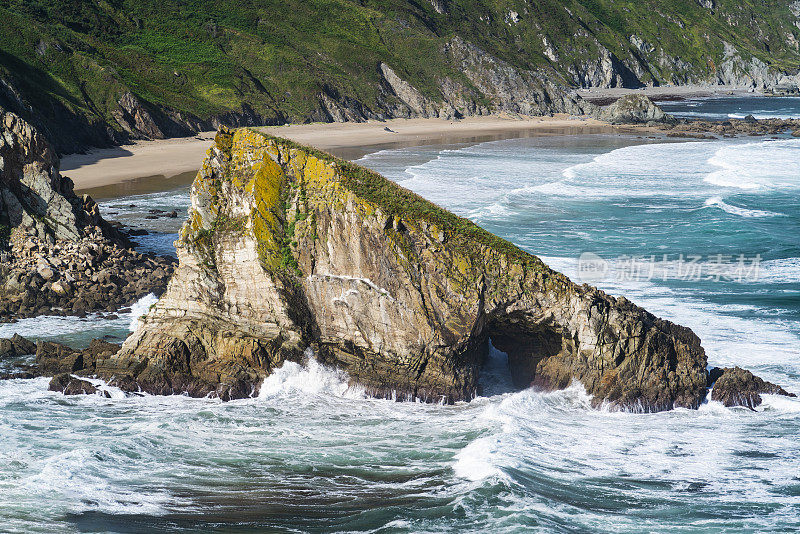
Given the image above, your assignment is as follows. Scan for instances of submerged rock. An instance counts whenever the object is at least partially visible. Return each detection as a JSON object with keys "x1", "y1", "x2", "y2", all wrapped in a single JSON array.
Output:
[
  {"x1": 48, "y1": 373, "x2": 100, "y2": 396},
  {"x1": 709, "y1": 367, "x2": 796, "y2": 409},
  {"x1": 85, "y1": 126, "x2": 783, "y2": 412}
]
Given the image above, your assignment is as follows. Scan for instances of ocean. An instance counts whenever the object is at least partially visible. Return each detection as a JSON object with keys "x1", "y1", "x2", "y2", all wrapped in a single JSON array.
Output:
[{"x1": 1, "y1": 101, "x2": 799, "y2": 532}]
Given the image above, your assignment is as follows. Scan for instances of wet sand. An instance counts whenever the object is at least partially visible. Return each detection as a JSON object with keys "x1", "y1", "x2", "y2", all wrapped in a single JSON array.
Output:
[{"x1": 63, "y1": 115, "x2": 615, "y2": 198}]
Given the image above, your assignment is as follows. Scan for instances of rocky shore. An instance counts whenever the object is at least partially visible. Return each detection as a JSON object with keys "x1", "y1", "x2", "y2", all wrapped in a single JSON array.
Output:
[
  {"x1": 0, "y1": 109, "x2": 175, "y2": 322},
  {"x1": 659, "y1": 116, "x2": 800, "y2": 138},
  {"x1": 1, "y1": 331, "x2": 795, "y2": 409}
]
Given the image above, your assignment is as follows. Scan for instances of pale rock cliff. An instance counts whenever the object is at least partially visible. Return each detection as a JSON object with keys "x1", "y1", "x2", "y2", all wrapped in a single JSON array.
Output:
[{"x1": 91, "y1": 127, "x2": 793, "y2": 411}]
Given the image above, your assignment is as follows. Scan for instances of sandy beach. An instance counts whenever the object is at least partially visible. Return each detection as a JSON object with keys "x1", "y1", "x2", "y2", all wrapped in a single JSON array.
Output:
[{"x1": 62, "y1": 114, "x2": 613, "y2": 197}]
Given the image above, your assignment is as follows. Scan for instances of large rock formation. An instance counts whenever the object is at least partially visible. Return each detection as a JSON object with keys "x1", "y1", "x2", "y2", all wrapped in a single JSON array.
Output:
[
  {"x1": 88, "y1": 127, "x2": 791, "y2": 411},
  {"x1": 0, "y1": 109, "x2": 175, "y2": 320},
  {"x1": 598, "y1": 95, "x2": 669, "y2": 124}
]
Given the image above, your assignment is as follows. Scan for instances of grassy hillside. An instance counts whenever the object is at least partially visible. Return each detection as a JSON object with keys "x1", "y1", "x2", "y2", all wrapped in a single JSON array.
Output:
[{"x1": 1, "y1": 0, "x2": 799, "y2": 152}]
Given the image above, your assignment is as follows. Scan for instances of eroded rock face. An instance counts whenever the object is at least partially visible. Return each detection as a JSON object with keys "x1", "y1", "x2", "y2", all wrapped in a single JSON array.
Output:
[
  {"x1": 0, "y1": 109, "x2": 175, "y2": 320},
  {"x1": 88, "y1": 127, "x2": 743, "y2": 411}
]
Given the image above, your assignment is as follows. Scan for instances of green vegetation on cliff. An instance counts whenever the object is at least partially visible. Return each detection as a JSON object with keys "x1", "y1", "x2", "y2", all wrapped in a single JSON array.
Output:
[
  {"x1": 254, "y1": 131, "x2": 545, "y2": 270},
  {"x1": 2, "y1": 0, "x2": 799, "y2": 152}
]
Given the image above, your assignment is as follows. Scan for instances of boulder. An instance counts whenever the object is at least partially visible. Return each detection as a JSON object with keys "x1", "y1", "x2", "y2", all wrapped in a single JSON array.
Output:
[
  {"x1": 709, "y1": 367, "x2": 796, "y2": 409},
  {"x1": 0, "y1": 334, "x2": 37, "y2": 359},
  {"x1": 599, "y1": 94, "x2": 668, "y2": 124},
  {"x1": 48, "y1": 373, "x2": 99, "y2": 395}
]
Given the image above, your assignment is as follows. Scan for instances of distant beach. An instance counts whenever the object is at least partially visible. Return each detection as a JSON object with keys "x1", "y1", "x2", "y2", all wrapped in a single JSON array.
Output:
[
  {"x1": 62, "y1": 114, "x2": 616, "y2": 198},
  {"x1": 576, "y1": 83, "x2": 756, "y2": 104}
]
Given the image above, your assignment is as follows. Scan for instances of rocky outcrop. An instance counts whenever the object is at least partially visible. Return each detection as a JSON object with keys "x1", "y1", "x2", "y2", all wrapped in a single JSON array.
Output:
[
  {"x1": 0, "y1": 109, "x2": 175, "y2": 320},
  {"x1": 0, "y1": 334, "x2": 36, "y2": 359},
  {"x1": 444, "y1": 37, "x2": 593, "y2": 117},
  {"x1": 598, "y1": 95, "x2": 668, "y2": 124},
  {"x1": 35, "y1": 338, "x2": 119, "y2": 377},
  {"x1": 0, "y1": 335, "x2": 119, "y2": 381},
  {"x1": 655, "y1": 117, "x2": 800, "y2": 138},
  {"x1": 84, "y1": 128, "x2": 789, "y2": 411},
  {"x1": 709, "y1": 367, "x2": 796, "y2": 409}
]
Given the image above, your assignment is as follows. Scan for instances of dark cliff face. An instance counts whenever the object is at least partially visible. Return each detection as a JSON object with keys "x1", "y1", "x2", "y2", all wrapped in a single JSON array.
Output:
[
  {"x1": 93, "y1": 128, "x2": 725, "y2": 411},
  {"x1": 2, "y1": 0, "x2": 799, "y2": 153}
]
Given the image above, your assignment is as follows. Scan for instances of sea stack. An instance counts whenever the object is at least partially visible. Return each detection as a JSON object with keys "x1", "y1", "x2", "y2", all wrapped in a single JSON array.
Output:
[{"x1": 93, "y1": 126, "x2": 734, "y2": 411}]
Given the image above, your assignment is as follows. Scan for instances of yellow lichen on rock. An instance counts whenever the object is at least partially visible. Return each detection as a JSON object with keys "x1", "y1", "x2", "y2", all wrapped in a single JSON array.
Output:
[{"x1": 249, "y1": 155, "x2": 287, "y2": 270}]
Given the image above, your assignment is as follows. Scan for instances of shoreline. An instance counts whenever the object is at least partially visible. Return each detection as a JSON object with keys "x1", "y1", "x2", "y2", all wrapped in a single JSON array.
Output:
[
  {"x1": 64, "y1": 114, "x2": 618, "y2": 198},
  {"x1": 576, "y1": 84, "x2": 757, "y2": 104}
]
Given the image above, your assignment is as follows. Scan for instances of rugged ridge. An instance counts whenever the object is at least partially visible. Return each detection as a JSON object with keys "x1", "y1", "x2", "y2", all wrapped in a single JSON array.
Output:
[
  {"x1": 4, "y1": 1, "x2": 800, "y2": 153},
  {"x1": 89, "y1": 127, "x2": 792, "y2": 411},
  {"x1": 0, "y1": 109, "x2": 174, "y2": 320}
]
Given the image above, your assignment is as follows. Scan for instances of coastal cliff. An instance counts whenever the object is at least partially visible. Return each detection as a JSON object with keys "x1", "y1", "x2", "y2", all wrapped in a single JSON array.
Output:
[
  {"x1": 97, "y1": 127, "x2": 731, "y2": 411},
  {"x1": 0, "y1": 110, "x2": 174, "y2": 319},
  {"x1": 3, "y1": 1, "x2": 800, "y2": 153}
]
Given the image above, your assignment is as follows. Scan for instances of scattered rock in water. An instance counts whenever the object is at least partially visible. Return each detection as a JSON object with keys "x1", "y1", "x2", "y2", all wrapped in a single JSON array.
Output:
[
  {"x1": 0, "y1": 109, "x2": 175, "y2": 321},
  {"x1": 709, "y1": 366, "x2": 796, "y2": 409},
  {"x1": 48, "y1": 373, "x2": 98, "y2": 395}
]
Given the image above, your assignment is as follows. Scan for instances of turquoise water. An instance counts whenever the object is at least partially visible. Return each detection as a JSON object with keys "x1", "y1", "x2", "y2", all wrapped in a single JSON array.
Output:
[{"x1": 1, "y1": 131, "x2": 799, "y2": 532}]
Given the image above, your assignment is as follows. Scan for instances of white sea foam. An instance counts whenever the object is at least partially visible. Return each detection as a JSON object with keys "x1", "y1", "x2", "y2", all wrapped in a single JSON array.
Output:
[
  {"x1": 22, "y1": 448, "x2": 177, "y2": 515},
  {"x1": 129, "y1": 293, "x2": 159, "y2": 331},
  {"x1": 705, "y1": 139, "x2": 800, "y2": 190},
  {"x1": 258, "y1": 354, "x2": 364, "y2": 400},
  {"x1": 703, "y1": 196, "x2": 784, "y2": 218},
  {"x1": 453, "y1": 436, "x2": 509, "y2": 482}
]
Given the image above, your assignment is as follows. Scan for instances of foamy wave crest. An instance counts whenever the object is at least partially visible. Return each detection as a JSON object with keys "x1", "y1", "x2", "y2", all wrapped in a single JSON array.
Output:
[
  {"x1": 129, "y1": 293, "x2": 158, "y2": 332},
  {"x1": 258, "y1": 353, "x2": 364, "y2": 400},
  {"x1": 703, "y1": 196, "x2": 784, "y2": 218},
  {"x1": 705, "y1": 139, "x2": 800, "y2": 190},
  {"x1": 23, "y1": 448, "x2": 178, "y2": 515},
  {"x1": 467, "y1": 201, "x2": 513, "y2": 221},
  {"x1": 760, "y1": 394, "x2": 800, "y2": 413},
  {"x1": 453, "y1": 436, "x2": 510, "y2": 482}
]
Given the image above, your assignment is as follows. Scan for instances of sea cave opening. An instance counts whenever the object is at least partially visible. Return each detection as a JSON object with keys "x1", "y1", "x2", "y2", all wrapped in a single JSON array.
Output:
[{"x1": 477, "y1": 315, "x2": 570, "y2": 397}]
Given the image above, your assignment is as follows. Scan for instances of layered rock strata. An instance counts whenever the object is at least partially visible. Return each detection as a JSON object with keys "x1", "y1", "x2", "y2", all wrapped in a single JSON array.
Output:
[
  {"x1": 0, "y1": 110, "x2": 175, "y2": 320},
  {"x1": 90, "y1": 128, "x2": 792, "y2": 411}
]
